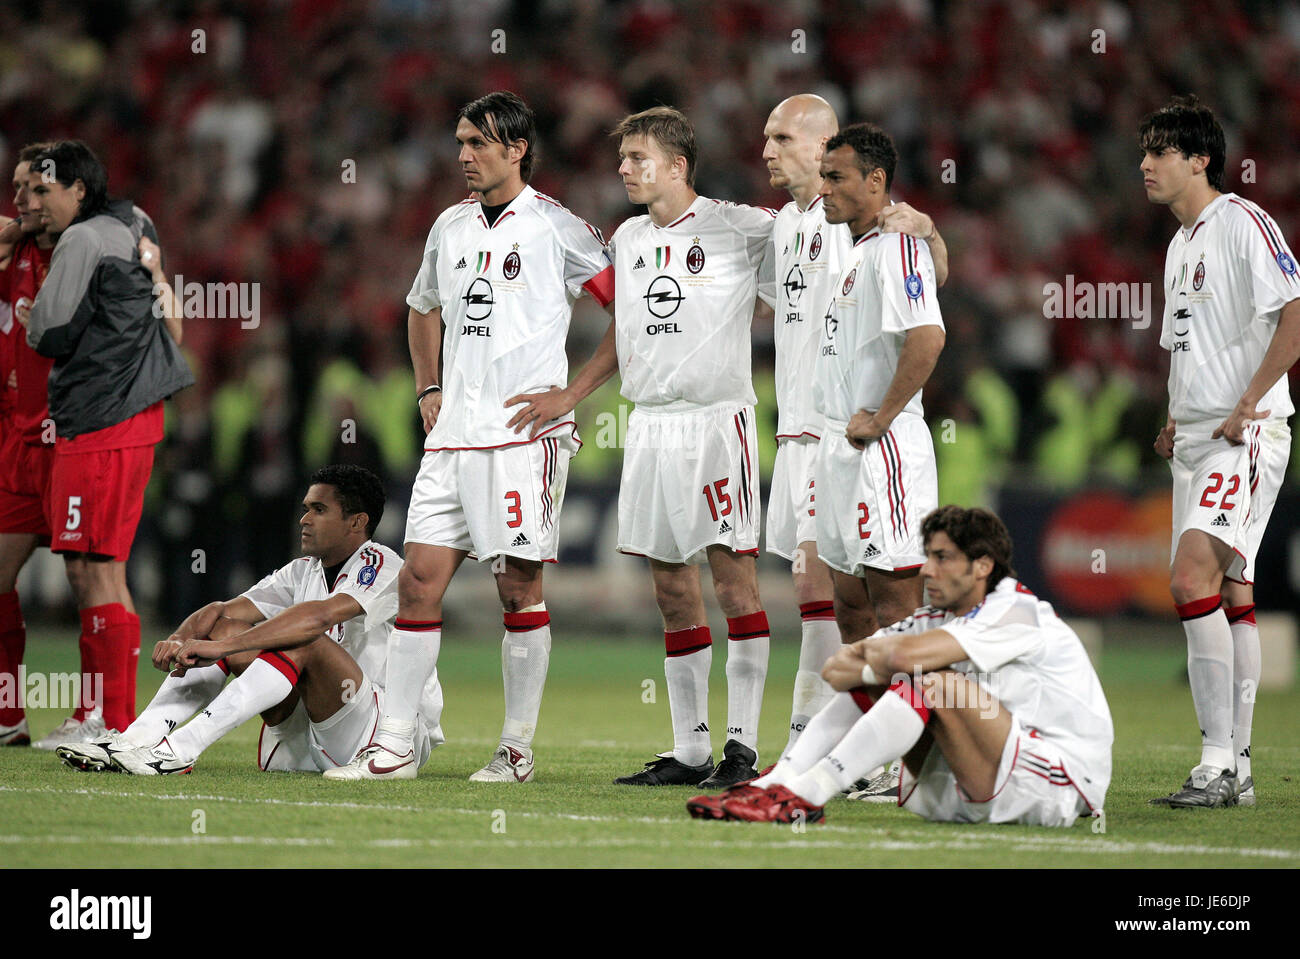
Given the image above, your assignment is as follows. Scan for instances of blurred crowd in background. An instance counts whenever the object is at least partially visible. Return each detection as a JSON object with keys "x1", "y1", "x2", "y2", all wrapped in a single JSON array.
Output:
[{"x1": 3, "y1": 0, "x2": 1299, "y2": 618}]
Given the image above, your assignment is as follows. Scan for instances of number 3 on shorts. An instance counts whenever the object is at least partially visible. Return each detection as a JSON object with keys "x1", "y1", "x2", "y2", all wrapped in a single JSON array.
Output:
[
  {"x1": 65, "y1": 495, "x2": 82, "y2": 531},
  {"x1": 504, "y1": 490, "x2": 522, "y2": 529}
]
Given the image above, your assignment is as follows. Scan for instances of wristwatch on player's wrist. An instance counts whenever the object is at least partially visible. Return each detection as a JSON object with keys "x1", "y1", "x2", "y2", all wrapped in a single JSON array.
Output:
[{"x1": 417, "y1": 384, "x2": 442, "y2": 404}]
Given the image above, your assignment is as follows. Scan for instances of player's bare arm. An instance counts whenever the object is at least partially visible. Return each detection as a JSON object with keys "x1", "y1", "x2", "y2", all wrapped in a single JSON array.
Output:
[
  {"x1": 846, "y1": 324, "x2": 946, "y2": 449},
  {"x1": 409, "y1": 304, "x2": 444, "y2": 433},
  {"x1": 153, "y1": 596, "x2": 266, "y2": 670},
  {"x1": 506, "y1": 303, "x2": 619, "y2": 438},
  {"x1": 877, "y1": 203, "x2": 949, "y2": 287},
  {"x1": 173, "y1": 593, "x2": 364, "y2": 671},
  {"x1": 1154, "y1": 414, "x2": 1176, "y2": 459},
  {"x1": 822, "y1": 627, "x2": 966, "y2": 692},
  {"x1": 0, "y1": 216, "x2": 20, "y2": 269},
  {"x1": 139, "y1": 236, "x2": 182, "y2": 345},
  {"x1": 1212, "y1": 297, "x2": 1300, "y2": 444}
]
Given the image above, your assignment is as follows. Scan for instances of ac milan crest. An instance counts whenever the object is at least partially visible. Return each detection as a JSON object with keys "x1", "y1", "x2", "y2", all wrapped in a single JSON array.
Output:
[
  {"x1": 686, "y1": 244, "x2": 705, "y2": 274},
  {"x1": 842, "y1": 268, "x2": 857, "y2": 295},
  {"x1": 809, "y1": 231, "x2": 822, "y2": 260},
  {"x1": 504, "y1": 251, "x2": 521, "y2": 280}
]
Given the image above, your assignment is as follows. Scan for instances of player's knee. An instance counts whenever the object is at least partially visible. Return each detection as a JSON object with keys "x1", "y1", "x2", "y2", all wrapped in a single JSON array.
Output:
[
  {"x1": 873, "y1": 595, "x2": 912, "y2": 630},
  {"x1": 397, "y1": 562, "x2": 440, "y2": 608},
  {"x1": 713, "y1": 580, "x2": 759, "y2": 618},
  {"x1": 1168, "y1": 568, "x2": 1216, "y2": 605}
]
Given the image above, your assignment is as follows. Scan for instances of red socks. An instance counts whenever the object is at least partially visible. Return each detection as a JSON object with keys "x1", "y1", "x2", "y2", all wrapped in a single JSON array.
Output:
[
  {"x1": 0, "y1": 591, "x2": 26, "y2": 727},
  {"x1": 80, "y1": 604, "x2": 135, "y2": 730}
]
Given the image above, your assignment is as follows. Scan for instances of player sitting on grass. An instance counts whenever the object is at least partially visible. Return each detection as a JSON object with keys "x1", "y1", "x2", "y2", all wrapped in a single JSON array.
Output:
[
  {"x1": 56, "y1": 465, "x2": 444, "y2": 776},
  {"x1": 686, "y1": 506, "x2": 1112, "y2": 826}
]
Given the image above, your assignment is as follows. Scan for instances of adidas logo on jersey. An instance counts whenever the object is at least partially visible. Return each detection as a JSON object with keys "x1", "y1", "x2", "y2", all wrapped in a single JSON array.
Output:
[
  {"x1": 1210, "y1": 513, "x2": 1231, "y2": 528},
  {"x1": 633, "y1": 256, "x2": 646, "y2": 270},
  {"x1": 718, "y1": 520, "x2": 732, "y2": 534},
  {"x1": 692, "y1": 722, "x2": 709, "y2": 733},
  {"x1": 454, "y1": 257, "x2": 467, "y2": 269},
  {"x1": 511, "y1": 532, "x2": 531, "y2": 546},
  {"x1": 862, "y1": 542, "x2": 881, "y2": 559}
]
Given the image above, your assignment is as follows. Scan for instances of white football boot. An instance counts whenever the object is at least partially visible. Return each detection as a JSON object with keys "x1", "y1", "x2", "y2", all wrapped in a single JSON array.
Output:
[
  {"x1": 468, "y1": 744, "x2": 534, "y2": 783},
  {"x1": 322, "y1": 742, "x2": 418, "y2": 781}
]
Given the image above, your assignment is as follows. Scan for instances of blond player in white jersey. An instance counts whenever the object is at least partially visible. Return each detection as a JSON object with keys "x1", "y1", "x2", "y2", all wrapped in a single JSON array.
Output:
[
  {"x1": 1141, "y1": 96, "x2": 1300, "y2": 809},
  {"x1": 812, "y1": 123, "x2": 945, "y2": 657},
  {"x1": 54, "y1": 467, "x2": 442, "y2": 776},
  {"x1": 761, "y1": 95, "x2": 950, "y2": 765},
  {"x1": 326, "y1": 93, "x2": 616, "y2": 784},
  {"x1": 571, "y1": 106, "x2": 774, "y2": 789},
  {"x1": 687, "y1": 506, "x2": 1113, "y2": 826}
]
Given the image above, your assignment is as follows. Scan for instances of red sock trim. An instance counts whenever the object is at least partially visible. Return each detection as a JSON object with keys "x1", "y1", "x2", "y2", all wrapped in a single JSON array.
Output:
[
  {"x1": 1176, "y1": 595, "x2": 1223, "y2": 621},
  {"x1": 217, "y1": 658, "x2": 231, "y2": 675},
  {"x1": 889, "y1": 678, "x2": 931, "y2": 724},
  {"x1": 257, "y1": 650, "x2": 300, "y2": 686},
  {"x1": 726, "y1": 610, "x2": 770, "y2": 641},
  {"x1": 849, "y1": 689, "x2": 875, "y2": 712},
  {"x1": 395, "y1": 619, "x2": 442, "y2": 631},
  {"x1": 799, "y1": 601, "x2": 835, "y2": 621},
  {"x1": 665, "y1": 625, "x2": 712, "y2": 657},
  {"x1": 1225, "y1": 604, "x2": 1257, "y2": 626},
  {"x1": 504, "y1": 610, "x2": 551, "y2": 632}
]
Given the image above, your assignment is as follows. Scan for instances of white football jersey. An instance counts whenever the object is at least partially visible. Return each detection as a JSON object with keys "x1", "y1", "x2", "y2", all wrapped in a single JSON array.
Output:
[
  {"x1": 240, "y1": 541, "x2": 437, "y2": 725},
  {"x1": 772, "y1": 197, "x2": 852, "y2": 440},
  {"x1": 407, "y1": 185, "x2": 615, "y2": 450},
  {"x1": 815, "y1": 229, "x2": 943, "y2": 423},
  {"x1": 1159, "y1": 192, "x2": 1298, "y2": 424},
  {"x1": 610, "y1": 196, "x2": 776, "y2": 410},
  {"x1": 880, "y1": 577, "x2": 1113, "y2": 812}
]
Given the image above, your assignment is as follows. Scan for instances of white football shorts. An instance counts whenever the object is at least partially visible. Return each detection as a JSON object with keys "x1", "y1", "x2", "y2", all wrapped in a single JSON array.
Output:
[
  {"x1": 405, "y1": 430, "x2": 578, "y2": 563},
  {"x1": 1170, "y1": 417, "x2": 1290, "y2": 585},
  {"x1": 257, "y1": 676, "x2": 439, "y2": 773},
  {"x1": 814, "y1": 413, "x2": 937, "y2": 576},
  {"x1": 899, "y1": 712, "x2": 1094, "y2": 827},
  {"x1": 618, "y1": 403, "x2": 761, "y2": 565},
  {"x1": 765, "y1": 435, "x2": 819, "y2": 560}
]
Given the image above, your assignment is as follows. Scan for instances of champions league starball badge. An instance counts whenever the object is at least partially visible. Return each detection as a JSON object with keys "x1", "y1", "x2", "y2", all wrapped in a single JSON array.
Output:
[
  {"x1": 905, "y1": 272, "x2": 924, "y2": 299},
  {"x1": 1277, "y1": 251, "x2": 1297, "y2": 275},
  {"x1": 357, "y1": 565, "x2": 377, "y2": 586}
]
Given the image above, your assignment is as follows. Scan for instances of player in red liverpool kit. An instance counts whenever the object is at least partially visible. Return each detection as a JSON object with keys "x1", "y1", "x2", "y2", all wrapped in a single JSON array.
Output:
[
  {"x1": 0, "y1": 143, "x2": 57, "y2": 746},
  {"x1": 21, "y1": 141, "x2": 193, "y2": 746}
]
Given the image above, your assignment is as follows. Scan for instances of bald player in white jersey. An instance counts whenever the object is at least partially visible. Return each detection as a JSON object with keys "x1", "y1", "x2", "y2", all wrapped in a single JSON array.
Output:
[
  {"x1": 1141, "y1": 96, "x2": 1300, "y2": 809},
  {"x1": 327, "y1": 92, "x2": 616, "y2": 784},
  {"x1": 761, "y1": 94, "x2": 950, "y2": 762},
  {"x1": 54, "y1": 466, "x2": 441, "y2": 776},
  {"x1": 687, "y1": 506, "x2": 1112, "y2": 827}
]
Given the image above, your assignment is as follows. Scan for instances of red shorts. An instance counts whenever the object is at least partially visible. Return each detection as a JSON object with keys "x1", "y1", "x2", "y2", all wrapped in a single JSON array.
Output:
[
  {"x1": 47, "y1": 444, "x2": 156, "y2": 562},
  {"x1": 0, "y1": 429, "x2": 54, "y2": 539}
]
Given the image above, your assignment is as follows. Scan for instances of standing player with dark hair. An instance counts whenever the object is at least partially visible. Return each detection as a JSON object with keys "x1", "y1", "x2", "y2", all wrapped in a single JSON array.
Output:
[
  {"x1": 1142, "y1": 95, "x2": 1299, "y2": 808},
  {"x1": 811, "y1": 123, "x2": 945, "y2": 652},
  {"x1": 20, "y1": 140, "x2": 193, "y2": 746},
  {"x1": 326, "y1": 92, "x2": 616, "y2": 782},
  {"x1": 55, "y1": 466, "x2": 441, "y2": 776},
  {"x1": 687, "y1": 507, "x2": 1113, "y2": 827},
  {"x1": 604, "y1": 107, "x2": 778, "y2": 788},
  {"x1": 0, "y1": 143, "x2": 57, "y2": 746},
  {"x1": 761, "y1": 96, "x2": 949, "y2": 769}
]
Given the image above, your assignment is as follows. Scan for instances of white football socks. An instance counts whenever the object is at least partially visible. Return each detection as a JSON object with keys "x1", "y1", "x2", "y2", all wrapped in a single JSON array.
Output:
[
  {"x1": 167, "y1": 657, "x2": 294, "y2": 762},
  {"x1": 1180, "y1": 599, "x2": 1235, "y2": 771},
  {"x1": 126, "y1": 662, "x2": 228, "y2": 747},
  {"x1": 757, "y1": 691, "x2": 863, "y2": 788},
  {"x1": 500, "y1": 607, "x2": 551, "y2": 749},
  {"x1": 783, "y1": 609, "x2": 839, "y2": 757},
  {"x1": 375, "y1": 620, "x2": 441, "y2": 752},
  {"x1": 724, "y1": 612, "x2": 770, "y2": 753},
  {"x1": 786, "y1": 687, "x2": 926, "y2": 806},
  {"x1": 1228, "y1": 606, "x2": 1259, "y2": 781},
  {"x1": 664, "y1": 625, "x2": 712, "y2": 767}
]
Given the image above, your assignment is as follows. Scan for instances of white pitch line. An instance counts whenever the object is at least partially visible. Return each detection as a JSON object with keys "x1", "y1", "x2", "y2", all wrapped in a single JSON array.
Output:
[{"x1": 4, "y1": 785, "x2": 1296, "y2": 860}]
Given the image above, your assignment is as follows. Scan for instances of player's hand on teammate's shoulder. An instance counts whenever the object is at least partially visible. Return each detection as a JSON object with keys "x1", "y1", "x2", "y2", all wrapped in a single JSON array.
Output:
[
  {"x1": 417, "y1": 389, "x2": 442, "y2": 434},
  {"x1": 876, "y1": 202, "x2": 935, "y2": 241},
  {"x1": 138, "y1": 236, "x2": 165, "y2": 281},
  {"x1": 505, "y1": 385, "x2": 572, "y2": 439},
  {"x1": 846, "y1": 409, "x2": 887, "y2": 450},
  {"x1": 1212, "y1": 400, "x2": 1268, "y2": 447}
]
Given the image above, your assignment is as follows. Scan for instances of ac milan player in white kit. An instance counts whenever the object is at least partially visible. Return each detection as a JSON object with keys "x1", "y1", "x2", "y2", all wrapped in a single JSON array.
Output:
[
  {"x1": 687, "y1": 507, "x2": 1113, "y2": 827},
  {"x1": 1141, "y1": 96, "x2": 1300, "y2": 809},
  {"x1": 761, "y1": 95, "x2": 950, "y2": 767},
  {"x1": 600, "y1": 107, "x2": 777, "y2": 788},
  {"x1": 327, "y1": 92, "x2": 616, "y2": 783}
]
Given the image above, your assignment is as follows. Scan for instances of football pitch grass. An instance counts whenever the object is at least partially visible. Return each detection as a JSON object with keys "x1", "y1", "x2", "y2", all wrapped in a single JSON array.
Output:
[{"x1": 2, "y1": 630, "x2": 1298, "y2": 869}]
